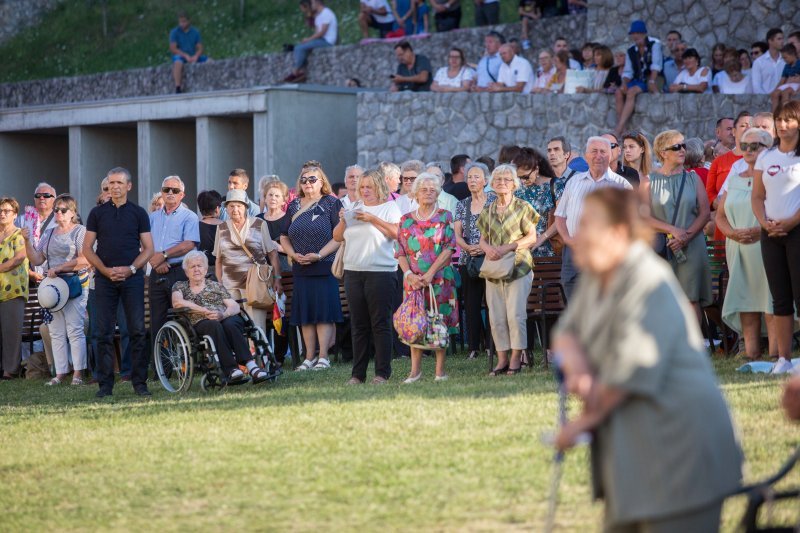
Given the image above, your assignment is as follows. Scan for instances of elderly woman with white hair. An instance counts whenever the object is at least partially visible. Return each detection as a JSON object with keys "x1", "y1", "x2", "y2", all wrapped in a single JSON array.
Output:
[
  {"x1": 477, "y1": 164, "x2": 539, "y2": 376},
  {"x1": 172, "y1": 250, "x2": 271, "y2": 383},
  {"x1": 717, "y1": 127, "x2": 780, "y2": 361},
  {"x1": 396, "y1": 172, "x2": 459, "y2": 383}
]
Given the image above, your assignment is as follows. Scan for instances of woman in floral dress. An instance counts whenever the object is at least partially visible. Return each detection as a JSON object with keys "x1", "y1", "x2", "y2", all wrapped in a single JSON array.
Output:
[
  {"x1": 396, "y1": 173, "x2": 458, "y2": 383},
  {"x1": 512, "y1": 147, "x2": 559, "y2": 257}
]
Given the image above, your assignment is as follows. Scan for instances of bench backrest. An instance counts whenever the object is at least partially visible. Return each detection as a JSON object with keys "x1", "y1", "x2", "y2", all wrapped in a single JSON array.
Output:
[{"x1": 528, "y1": 256, "x2": 567, "y2": 315}]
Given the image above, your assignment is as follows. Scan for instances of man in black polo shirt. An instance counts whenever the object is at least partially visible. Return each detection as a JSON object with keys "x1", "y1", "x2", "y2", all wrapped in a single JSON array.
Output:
[
  {"x1": 83, "y1": 167, "x2": 154, "y2": 398},
  {"x1": 602, "y1": 132, "x2": 641, "y2": 188},
  {"x1": 390, "y1": 41, "x2": 432, "y2": 92}
]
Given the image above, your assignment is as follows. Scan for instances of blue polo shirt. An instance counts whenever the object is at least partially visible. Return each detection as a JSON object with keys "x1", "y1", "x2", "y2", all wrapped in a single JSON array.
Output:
[
  {"x1": 149, "y1": 204, "x2": 200, "y2": 265},
  {"x1": 169, "y1": 26, "x2": 202, "y2": 56},
  {"x1": 86, "y1": 200, "x2": 151, "y2": 268}
]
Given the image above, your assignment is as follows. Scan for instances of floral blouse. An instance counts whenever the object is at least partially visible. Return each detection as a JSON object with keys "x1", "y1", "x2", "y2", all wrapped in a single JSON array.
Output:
[
  {"x1": 515, "y1": 182, "x2": 555, "y2": 257},
  {"x1": 0, "y1": 229, "x2": 28, "y2": 302},
  {"x1": 172, "y1": 280, "x2": 232, "y2": 325},
  {"x1": 454, "y1": 192, "x2": 496, "y2": 266}
]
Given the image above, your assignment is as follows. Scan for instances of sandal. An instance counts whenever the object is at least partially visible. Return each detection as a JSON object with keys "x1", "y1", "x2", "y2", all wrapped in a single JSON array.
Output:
[
  {"x1": 296, "y1": 359, "x2": 316, "y2": 371},
  {"x1": 507, "y1": 367, "x2": 522, "y2": 376},
  {"x1": 312, "y1": 358, "x2": 331, "y2": 370},
  {"x1": 229, "y1": 368, "x2": 246, "y2": 382},
  {"x1": 489, "y1": 365, "x2": 509, "y2": 376},
  {"x1": 250, "y1": 367, "x2": 270, "y2": 384},
  {"x1": 45, "y1": 377, "x2": 62, "y2": 386},
  {"x1": 71, "y1": 377, "x2": 84, "y2": 386}
]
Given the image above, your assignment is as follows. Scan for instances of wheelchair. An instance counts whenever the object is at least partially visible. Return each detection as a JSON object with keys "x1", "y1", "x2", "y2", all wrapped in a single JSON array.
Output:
[{"x1": 152, "y1": 302, "x2": 282, "y2": 393}]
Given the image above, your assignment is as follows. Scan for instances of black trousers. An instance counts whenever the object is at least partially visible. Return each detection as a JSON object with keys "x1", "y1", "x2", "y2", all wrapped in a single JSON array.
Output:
[
  {"x1": 344, "y1": 270, "x2": 395, "y2": 380},
  {"x1": 194, "y1": 316, "x2": 252, "y2": 374},
  {"x1": 459, "y1": 265, "x2": 487, "y2": 351},
  {"x1": 475, "y1": 2, "x2": 499, "y2": 25},
  {"x1": 391, "y1": 269, "x2": 410, "y2": 357},
  {"x1": 435, "y1": 9, "x2": 461, "y2": 32},
  {"x1": 761, "y1": 227, "x2": 800, "y2": 316},
  {"x1": 149, "y1": 265, "x2": 189, "y2": 343}
]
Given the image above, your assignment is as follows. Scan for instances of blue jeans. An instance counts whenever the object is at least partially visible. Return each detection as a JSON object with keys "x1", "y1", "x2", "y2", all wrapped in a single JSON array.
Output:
[
  {"x1": 88, "y1": 292, "x2": 131, "y2": 378},
  {"x1": 293, "y1": 38, "x2": 331, "y2": 70},
  {"x1": 561, "y1": 246, "x2": 579, "y2": 303},
  {"x1": 94, "y1": 273, "x2": 148, "y2": 392}
]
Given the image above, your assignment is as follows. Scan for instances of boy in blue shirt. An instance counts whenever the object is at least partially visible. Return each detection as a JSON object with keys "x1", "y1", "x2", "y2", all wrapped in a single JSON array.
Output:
[
  {"x1": 771, "y1": 44, "x2": 800, "y2": 114},
  {"x1": 169, "y1": 12, "x2": 207, "y2": 93}
]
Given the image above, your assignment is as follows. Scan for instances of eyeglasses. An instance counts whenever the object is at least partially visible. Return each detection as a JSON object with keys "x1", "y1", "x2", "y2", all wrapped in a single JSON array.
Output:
[
  {"x1": 34, "y1": 193, "x2": 54, "y2": 199},
  {"x1": 740, "y1": 142, "x2": 767, "y2": 152},
  {"x1": 54, "y1": 207, "x2": 71, "y2": 214},
  {"x1": 664, "y1": 143, "x2": 686, "y2": 152},
  {"x1": 0, "y1": 209, "x2": 14, "y2": 215},
  {"x1": 299, "y1": 176, "x2": 319, "y2": 185},
  {"x1": 751, "y1": 50, "x2": 762, "y2": 57},
  {"x1": 610, "y1": 143, "x2": 619, "y2": 150},
  {"x1": 401, "y1": 175, "x2": 417, "y2": 183},
  {"x1": 161, "y1": 187, "x2": 182, "y2": 194},
  {"x1": 494, "y1": 177, "x2": 515, "y2": 183}
]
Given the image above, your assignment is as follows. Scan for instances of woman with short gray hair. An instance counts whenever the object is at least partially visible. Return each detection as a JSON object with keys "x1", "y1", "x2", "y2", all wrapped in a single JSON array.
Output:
[
  {"x1": 477, "y1": 164, "x2": 539, "y2": 376},
  {"x1": 683, "y1": 137, "x2": 709, "y2": 185}
]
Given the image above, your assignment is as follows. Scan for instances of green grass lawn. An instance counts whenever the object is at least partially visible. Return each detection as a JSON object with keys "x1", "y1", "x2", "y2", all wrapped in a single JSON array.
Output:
[
  {"x1": 2, "y1": 0, "x2": 523, "y2": 84},
  {"x1": 0, "y1": 355, "x2": 797, "y2": 532}
]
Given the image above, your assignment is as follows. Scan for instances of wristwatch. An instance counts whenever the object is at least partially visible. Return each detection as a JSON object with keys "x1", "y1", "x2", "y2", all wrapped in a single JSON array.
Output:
[
  {"x1": 162, "y1": 251, "x2": 169, "y2": 260},
  {"x1": 129, "y1": 265, "x2": 137, "y2": 275}
]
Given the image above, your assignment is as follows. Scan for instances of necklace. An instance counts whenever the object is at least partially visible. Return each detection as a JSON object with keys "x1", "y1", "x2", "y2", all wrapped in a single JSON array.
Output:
[{"x1": 415, "y1": 206, "x2": 436, "y2": 221}]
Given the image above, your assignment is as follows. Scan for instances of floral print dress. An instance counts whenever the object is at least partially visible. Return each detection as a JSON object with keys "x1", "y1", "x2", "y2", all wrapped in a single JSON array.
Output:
[
  {"x1": 396, "y1": 209, "x2": 459, "y2": 333},
  {"x1": 515, "y1": 182, "x2": 555, "y2": 257}
]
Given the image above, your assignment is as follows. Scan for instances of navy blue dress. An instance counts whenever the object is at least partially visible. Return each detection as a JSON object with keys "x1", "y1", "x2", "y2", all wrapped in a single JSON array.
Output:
[{"x1": 282, "y1": 195, "x2": 344, "y2": 325}]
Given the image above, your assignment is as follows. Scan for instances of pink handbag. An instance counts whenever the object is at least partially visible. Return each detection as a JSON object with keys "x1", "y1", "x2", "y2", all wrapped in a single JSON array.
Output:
[{"x1": 393, "y1": 289, "x2": 427, "y2": 346}]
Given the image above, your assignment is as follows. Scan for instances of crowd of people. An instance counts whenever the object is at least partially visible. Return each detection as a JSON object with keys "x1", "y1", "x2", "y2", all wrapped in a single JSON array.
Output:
[{"x1": 1, "y1": 100, "x2": 798, "y2": 392}]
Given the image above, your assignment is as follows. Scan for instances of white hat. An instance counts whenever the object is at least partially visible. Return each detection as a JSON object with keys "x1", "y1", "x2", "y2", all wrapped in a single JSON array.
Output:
[{"x1": 38, "y1": 277, "x2": 69, "y2": 313}]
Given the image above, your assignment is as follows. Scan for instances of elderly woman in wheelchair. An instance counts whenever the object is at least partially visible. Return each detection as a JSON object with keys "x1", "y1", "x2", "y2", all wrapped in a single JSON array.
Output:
[{"x1": 154, "y1": 250, "x2": 275, "y2": 391}]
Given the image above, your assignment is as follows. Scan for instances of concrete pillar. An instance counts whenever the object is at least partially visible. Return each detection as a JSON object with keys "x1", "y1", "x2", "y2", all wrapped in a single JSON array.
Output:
[
  {"x1": 0, "y1": 131, "x2": 68, "y2": 213},
  {"x1": 253, "y1": 112, "x2": 269, "y2": 182},
  {"x1": 139, "y1": 120, "x2": 197, "y2": 210},
  {"x1": 69, "y1": 125, "x2": 137, "y2": 218},
  {"x1": 196, "y1": 116, "x2": 254, "y2": 201}
]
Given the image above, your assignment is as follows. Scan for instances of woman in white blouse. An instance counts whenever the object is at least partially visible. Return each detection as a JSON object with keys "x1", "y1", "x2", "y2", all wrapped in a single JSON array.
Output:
[
  {"x1": 712, "y1": 48, "x2": 751, "y2": 94},
  {"x1": 669, "y1": 48, "x2": 712, "y2": 94},
  {"x1": 431, "y1": 47, "x2": 474, "y2": 92}
]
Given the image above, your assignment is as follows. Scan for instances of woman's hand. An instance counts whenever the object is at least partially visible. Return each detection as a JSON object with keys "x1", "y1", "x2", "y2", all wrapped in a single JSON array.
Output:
[
  {"x1": 206, "y1": 309, "x2": 224, "y2": 321},
  {"x1": 467, "y1": 244, "x2": 483, "y2": 256},
  {"x1": 20, "y1": 228, "x2": 30, "y2": 242},
  {"x1": 767, "y1": 217, "x2": 798, "y2": 237},
  {"x1": 555, "y1": 420, "x2": 584, "y2": 452},
  {"x1": 671, "y1": 227, "x2": 689, "y2": 245},
  {"x1": 354, "y1": 211, "x2": 376, "y2": 224},
  {"x1": 273, "y1": 278, "x2": 283, "y2": 295},
  {"x1": 47, "y1": 268, "x2": 58, "y2": 278},
  {"x1": 338, "y1": 208, "x2": 345, "y2": 221},
  {"x1": 484, "y1": 244, "x2": 503, "y2": 260},
  {"x1": 406, "y1": 272, "x2": 426, "y2": 290}
]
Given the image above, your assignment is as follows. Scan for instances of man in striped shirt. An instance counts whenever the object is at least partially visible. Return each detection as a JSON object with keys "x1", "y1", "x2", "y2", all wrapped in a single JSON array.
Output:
[{"x1": 554, "y1": 137, "x2": 633, "y2": 299}]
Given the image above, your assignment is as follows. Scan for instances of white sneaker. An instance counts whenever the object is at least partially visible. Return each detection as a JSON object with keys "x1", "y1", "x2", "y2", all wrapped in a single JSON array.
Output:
[
  {"x1": 312, "y1": 358, "x2": 331, "y2": 370},
  {"x1": 434, "y1": 374, "x2": 449, "y2": 382},
  {"x1": 403, "y1": 372, "x2": 422, "y2": 384},
  {"x1": 772, "y1": 358, "x2": 794, "y2": 374}
]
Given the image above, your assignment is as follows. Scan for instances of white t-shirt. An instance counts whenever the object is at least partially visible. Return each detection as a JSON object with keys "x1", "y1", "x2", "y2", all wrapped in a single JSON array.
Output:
[
  {"x1": 360, "y1": 0, "x2": 394, "y2": 23},
  {"x1": 754, "y1": 147, "x2": 800, "y2": 220},
  {"x1": 674, "y1": 67, "x2": 712, "y2": 93},
  {"x1": 498, "y1": 55, "x2": 535, "y2": 94},
  {"x1": 342, "y1": 201, "x2": 402, "y2": 272},
  {"x1": 534, "y1": 66, "x2": 556, "y2": 90},
  {"x1": 433, "y1": 66, "x2": 475, "y2": 88},
  {"x1": 315, "y1": 7, "x2": 338, "y2": 45},
  {"x1": 718, "y1": 158, "x2": 749, "y2": 197},
  {"x1": 712, "y1": 71, "x2": 751, "y2": 94}
]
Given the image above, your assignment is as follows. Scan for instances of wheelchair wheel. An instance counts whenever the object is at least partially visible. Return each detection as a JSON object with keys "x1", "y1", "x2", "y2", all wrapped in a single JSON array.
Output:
[
  {"x1": 153, "y1": 321, "x2": 194, "y2": 393},
  {"x1": 200, "y1": 372, "x2": 226, "y2": 392}
]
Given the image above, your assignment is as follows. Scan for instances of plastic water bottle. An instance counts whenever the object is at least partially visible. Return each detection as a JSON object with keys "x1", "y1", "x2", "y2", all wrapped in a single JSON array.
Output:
[{"x1": 667, "y1": 234, "x2": 688, "y2": 263}]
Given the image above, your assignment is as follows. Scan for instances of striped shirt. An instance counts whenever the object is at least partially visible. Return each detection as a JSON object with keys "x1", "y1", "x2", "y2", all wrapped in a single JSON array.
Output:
[{"x1": 554, "y1": 168, "x2": 633, "y2": 237}]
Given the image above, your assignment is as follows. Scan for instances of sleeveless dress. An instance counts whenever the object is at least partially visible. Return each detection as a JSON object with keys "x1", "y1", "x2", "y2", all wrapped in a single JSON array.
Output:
[
  {"x1": 720, "y1": 173, "x2": 773, "y2": 334},
  {"x1": 649, "y1": 170, "x2": 712, "y2": 306}
]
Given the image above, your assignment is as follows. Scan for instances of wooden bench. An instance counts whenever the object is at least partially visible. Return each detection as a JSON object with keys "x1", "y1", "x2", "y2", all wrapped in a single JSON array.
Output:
[
  {"x1": 22, "y1": 284, "x2": 44, "y2": 353},
  {"x1": 702, "y1": 240, "x2": 737, "y2": 355},
  {"x1": 526, "y1": 255, "x2": 567, "y2": 368}
]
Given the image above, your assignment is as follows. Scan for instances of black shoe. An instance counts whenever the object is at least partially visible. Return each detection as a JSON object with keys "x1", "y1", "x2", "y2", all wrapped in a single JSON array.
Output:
[
  {"x1": 95, "y1": 389, "x2": 113, "y2": 398},
  {"x1": 175, "y1": 86, "x2": 182, "y2": 94},
  {"x1": 134, "y1": 387, "x2": 152, "y2": 397}
]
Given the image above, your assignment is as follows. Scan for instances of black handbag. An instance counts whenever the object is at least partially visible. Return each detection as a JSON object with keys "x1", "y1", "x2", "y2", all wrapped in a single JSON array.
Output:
[
  {"x1": 653, "y1": 170, "x2": 687, "y2": 259},
  {"x1": 463, "y1": 198, "x2": 485, "y2": 279}
]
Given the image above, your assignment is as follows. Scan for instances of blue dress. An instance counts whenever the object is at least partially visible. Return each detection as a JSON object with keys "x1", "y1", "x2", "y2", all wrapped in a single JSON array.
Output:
[
  {"x1": 395, "y1": 0, "x2": 415, "y2": 35},
  {"x1": 515, "y1": 181, "x2": 555, "y2": 257}
]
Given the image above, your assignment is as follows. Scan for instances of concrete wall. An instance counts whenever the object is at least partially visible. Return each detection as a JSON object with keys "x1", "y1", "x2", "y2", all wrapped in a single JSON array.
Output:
[
  {"x1": 139, "y1": 121, "x2": 197, "y2": 210},
  {"x1": 0, "y1": 131, "x2": 68, "y2": 208},
  {"x1": 356, "y1": 92, "x2": 772, "y2": 167},
  {"x1": 588, "y1": 0, "x2": 800, "y2": 59},
  {"x1": 197, "y1": 117, "x2": 253, "y2": 198},
  {"x1": 0, "y1": 15, "x2": 584, "y2": 108}
]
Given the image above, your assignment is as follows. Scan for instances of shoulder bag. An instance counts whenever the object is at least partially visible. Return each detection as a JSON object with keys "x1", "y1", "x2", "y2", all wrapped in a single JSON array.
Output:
[
  {"x1": 653, "y1": 170, "x2": 687, "y2": 259},
  {"x1": 479, "y1": 202, "x2": 516, "y2": 281},
  {"x1": 463, "y1": 198, "x2": 485, "y2": 279},
  {"x1": 331, "y1": 241, "x2": 345, "y2": 280},
  {"x1": 231, "y1": 222, "x2": 274, "y2": 309},
  {"x1": 45, "y1": 229, "x2": 82, "y2": 299}
]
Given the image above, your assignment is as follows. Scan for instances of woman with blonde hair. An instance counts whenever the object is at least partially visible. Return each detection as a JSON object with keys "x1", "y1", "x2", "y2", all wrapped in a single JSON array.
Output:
[
  {"x1": 621, "y1": 131, "x2": 653, "y2": 183},
  {"x1": 334, "y1": 170, "x2": 402, "y2": 384},
  {"x1": 280, "y1": 163, "x2": 343, "y2": 371}
]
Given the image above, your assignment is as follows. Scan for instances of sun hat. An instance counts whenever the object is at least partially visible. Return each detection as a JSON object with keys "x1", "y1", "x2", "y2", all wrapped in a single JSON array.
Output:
[
  {"x1": 223, "y1": 189, "x2": 250, "y2": 207},
  {"x1": 628, "y1": 20, "x2": 647, "y2": 35},
  {"x1": 38, "y1": 277, "x2": 70, "y2": 313}
]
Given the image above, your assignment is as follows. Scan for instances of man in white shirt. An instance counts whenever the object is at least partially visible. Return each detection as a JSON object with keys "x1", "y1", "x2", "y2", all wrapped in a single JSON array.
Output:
[
  {"x1": 472, "y1": 31, "x2": 504, "y2": 91},
  {"x1": 340, "y1": 164, "x2": 364, "y2": 210},
  {"x1": 532, "y1": 49, "x2": 557, "y2": 93},
  {"x1": 751, "y1": 28, "x2": 786, "y2": 94},
  {"x1": 284, "y1": 0, "x2": 338, "y2": 82},
  {"x1": 555, "y1": 137, "x2": 633, "y2": 299},
  {"x1": 490, "y1": 44, "x2": 535, "y2": 94},
  {"x1": 358, "y1": 0, "x2": 395, "y2": 39}
]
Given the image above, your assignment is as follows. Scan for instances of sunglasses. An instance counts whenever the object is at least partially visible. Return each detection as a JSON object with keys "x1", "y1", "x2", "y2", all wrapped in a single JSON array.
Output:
[
  {"x1": 54, "y1": 207, "x2": 71, "y2": 214},
  {"x1": 102, "y1": 187, "x2": 109, "y2": 192},
  {"x1": 610, "y1": 143, "x2": 619, "y2": 149},
  {"x1": 518, "y1": 171, "x2": 534, "y2": 181},
  {"x1": 34, "y1": 193, "x2": 55, "y2": 199},
  {"x1": 299, "y1": 176, "x2": 319, "y2": 185},
  {"x1": 161, "y1": 187, "x2": 182, "y2": 194},
  {"x1": 740, "y1": 142, "x2": 767, "y2": 152},
  {"x1": 401, "y1": 175, "x2": 417, "y2": 182},
  {"x1": 664, "y1": 143, "x2": 686, "y2": 152}
]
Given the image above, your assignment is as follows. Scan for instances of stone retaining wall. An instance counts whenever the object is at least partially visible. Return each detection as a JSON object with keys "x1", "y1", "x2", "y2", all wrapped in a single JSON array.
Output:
[{"x1": 356, "y1": 92, "x2": 771, "y2": 167}]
